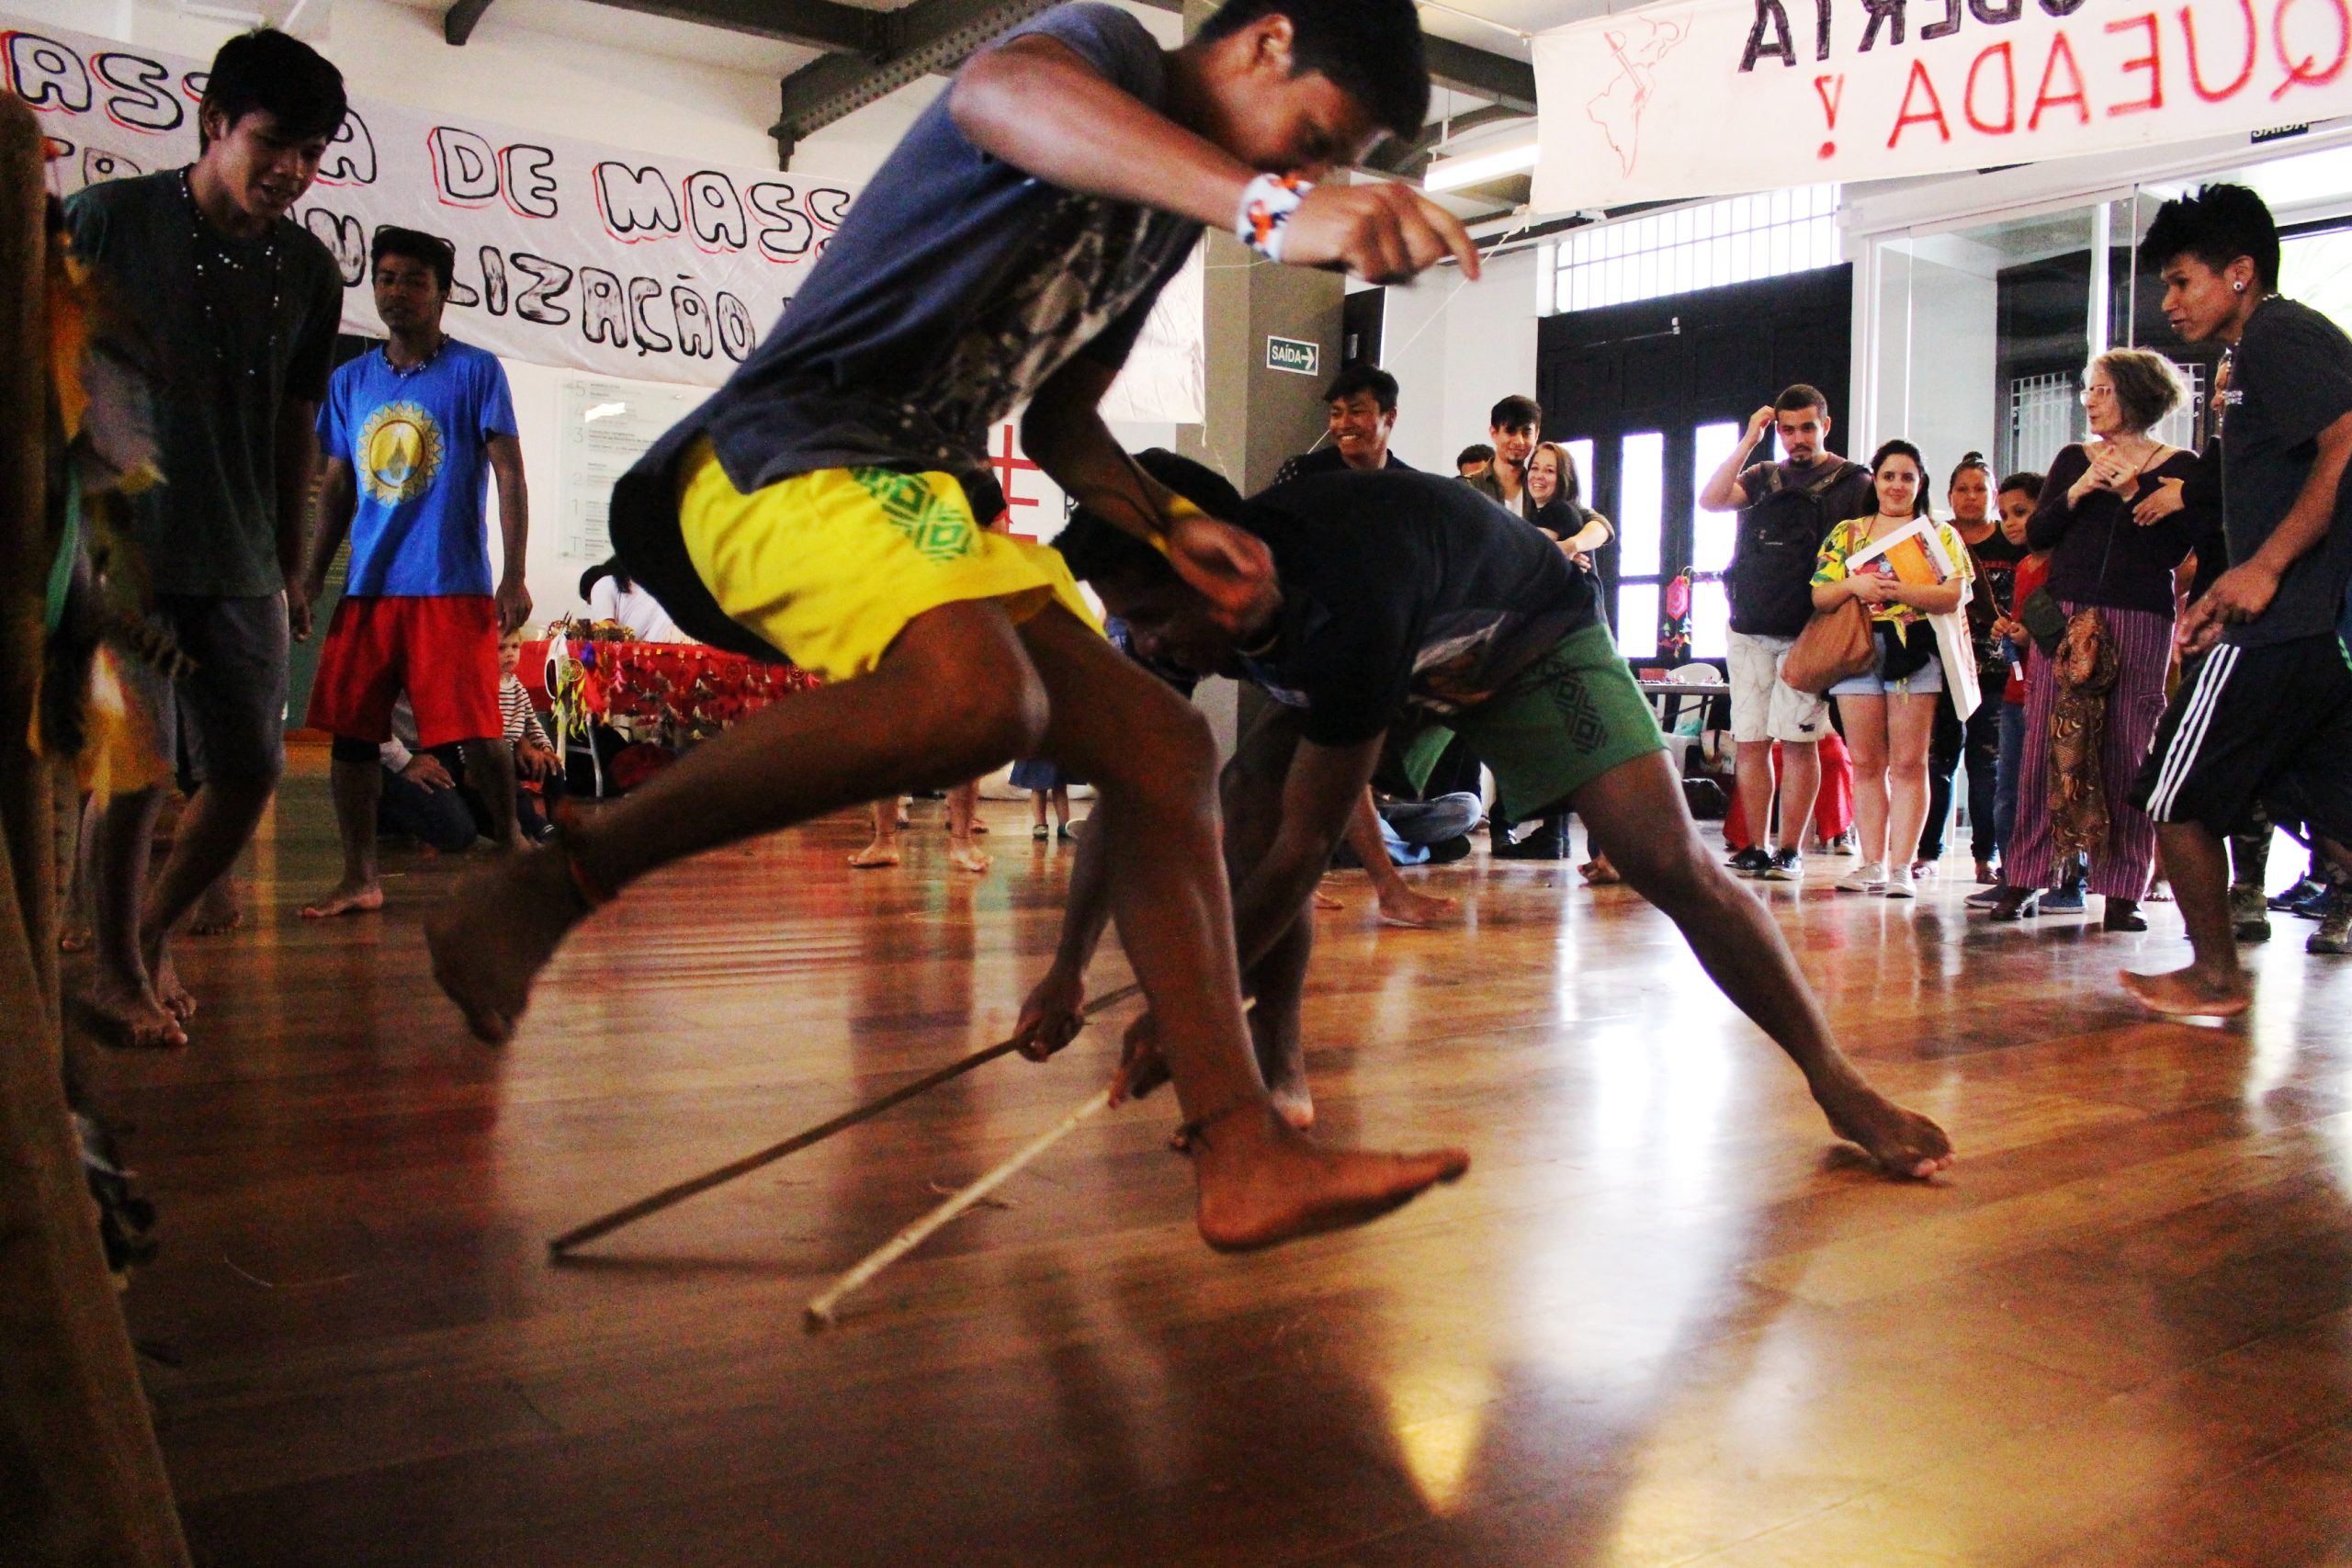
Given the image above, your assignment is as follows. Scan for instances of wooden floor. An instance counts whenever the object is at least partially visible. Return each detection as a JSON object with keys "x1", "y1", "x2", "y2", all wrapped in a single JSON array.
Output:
[{"x1": 82, "y1": 746, "x2": 2352, "y2": 1567}]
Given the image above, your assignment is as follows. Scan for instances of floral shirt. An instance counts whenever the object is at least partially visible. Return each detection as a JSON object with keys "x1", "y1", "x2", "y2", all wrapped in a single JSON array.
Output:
[{"x1": 1812, "y1": 514, "x2": 1973, "y2": 639}]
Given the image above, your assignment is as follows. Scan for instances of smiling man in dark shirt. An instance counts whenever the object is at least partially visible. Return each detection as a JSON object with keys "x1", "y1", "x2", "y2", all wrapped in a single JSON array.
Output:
[
  {"x1": 2125, "y1": 185, "x2": 2352, "y2": 1018},
  {"x1": 1028, "y1": 452, "x2": 1954, "y2": 1179},
  {"x1": 1272, "y1": 360, "x2": 1413, "y2": 485}
]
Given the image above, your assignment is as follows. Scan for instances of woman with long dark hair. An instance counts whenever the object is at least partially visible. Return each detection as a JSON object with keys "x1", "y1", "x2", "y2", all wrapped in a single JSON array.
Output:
[{"x1": 1811, "y1": 440, "x2": 1973, "y2": 899}]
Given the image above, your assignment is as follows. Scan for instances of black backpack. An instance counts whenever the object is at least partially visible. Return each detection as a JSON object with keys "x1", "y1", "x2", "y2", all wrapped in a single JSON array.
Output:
[{"x1": 1725, "y1": 460, "x2": 1864, "y2": 637}]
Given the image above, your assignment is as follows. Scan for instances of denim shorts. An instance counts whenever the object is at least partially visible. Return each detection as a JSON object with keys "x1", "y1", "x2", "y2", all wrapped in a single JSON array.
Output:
[{"x1": 1829, "y1": 643, "x2": 1943, "y2": 698}]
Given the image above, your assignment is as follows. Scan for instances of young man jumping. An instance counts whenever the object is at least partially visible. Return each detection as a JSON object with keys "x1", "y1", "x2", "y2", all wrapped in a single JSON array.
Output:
[
  {"x1": 425, "y1": 0, "x2": 1479, "y2": 1250},
  {"x1": 1024, "y1": 453, "x2": 1955, "y2": 1179}
]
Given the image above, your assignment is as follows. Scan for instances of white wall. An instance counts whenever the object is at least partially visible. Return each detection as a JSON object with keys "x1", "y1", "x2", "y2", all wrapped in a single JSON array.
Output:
[{"x1": 1382, "y1": 247, "x2": 1543, "y2": 472}]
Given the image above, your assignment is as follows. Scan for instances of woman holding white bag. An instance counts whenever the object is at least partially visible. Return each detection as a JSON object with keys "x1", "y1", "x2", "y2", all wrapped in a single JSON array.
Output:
[{"x1": 1810, "y1": 440, "x2": 1976, "y2": 898}]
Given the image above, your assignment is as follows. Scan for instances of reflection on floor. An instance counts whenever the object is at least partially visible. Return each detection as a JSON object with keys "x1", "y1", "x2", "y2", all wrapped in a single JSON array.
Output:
[{"x1": 90, "y1": 749, "x2": 2352, "y2": 1567}]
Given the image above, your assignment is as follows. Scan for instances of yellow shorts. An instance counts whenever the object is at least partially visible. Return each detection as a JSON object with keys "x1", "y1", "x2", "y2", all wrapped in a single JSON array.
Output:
[{"x1": 675, "y1": 441, "x2": 1098, "y2": 683}]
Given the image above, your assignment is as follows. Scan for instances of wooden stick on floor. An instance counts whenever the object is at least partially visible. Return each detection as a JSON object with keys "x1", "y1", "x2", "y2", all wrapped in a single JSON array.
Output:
[
  {"x1": 805, "y1": 1085, "x2": 1115, "y2": 1332},
  {"x1": 547, "y1": 981, "x2": 1142, "y2": 1257}
]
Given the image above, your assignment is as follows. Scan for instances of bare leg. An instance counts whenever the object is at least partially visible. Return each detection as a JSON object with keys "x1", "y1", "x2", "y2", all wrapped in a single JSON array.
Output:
[
  {"x1": 1734, "y1": 739, "x2": 1776, "y2": 853},
  {"x1": 1578, "y1": 750, "x2": 1954, "y2": 1178},
  {"x1": 1884, "y1": 694, "x2": 1939, "y2": 868},
  {"x1": 1051, "y1": 785, "x2": 1069, "y2": 830},
  {"x1": 141, "y1": 764, "x2": 278, "y2": 1023},
  {"x1": 1221, "y1": 710, "x2": 1318, "y2": 1126},
  {"x1": 946, "y1": 779, "x2": 990, "y2": 874},
  {"x1": 848, "y1": 799, "x2": 901, "y2": 868},
  {"x1": 2123, "y1": 822, "x2": 2252, "y2": 1016},
  {"x1": 463, "y1": 738, "x2": 524, "y2": 852},
  {"x1": 189, "y1": 863, "x2": 243, "y2": 934},
  {"x1": 59, "y1": 788, "x2": 96, "y2": 952},
  {"x1": 1016, "y1": 609, "x2": 1466, "y2": 1247},
  {"x1": 82, "y1": 787, "x2": 181, "y2": 1049},
  {"x1": 1839, "y1": 695, "x2": 1892, "y2": 867},
  {"x1": 1774, "y1": 740, "x2": 1821, "y2": 854},
  {"x1": 302, "y1": 756, "x2": 386, "y2": 918}
]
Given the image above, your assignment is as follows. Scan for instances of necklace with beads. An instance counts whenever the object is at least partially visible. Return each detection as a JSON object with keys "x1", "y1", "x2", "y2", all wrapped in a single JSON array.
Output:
[{"x1": 182, "y1": 167, "x2": 283, "y2": 377}]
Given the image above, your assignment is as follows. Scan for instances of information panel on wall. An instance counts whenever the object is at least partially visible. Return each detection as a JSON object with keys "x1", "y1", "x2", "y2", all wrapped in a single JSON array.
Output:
[{"x1": 1533, "y1": 0, "x2": 2352, "y2": 214}]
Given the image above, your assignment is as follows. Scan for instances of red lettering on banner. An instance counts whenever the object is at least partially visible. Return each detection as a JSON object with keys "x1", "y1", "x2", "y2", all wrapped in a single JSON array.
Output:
[
  {"x1": 1966, "y1": 40, "x2": 2018, "y2": 130},
  {"x1": 1815, "y1": 72, "x2": 1844, "y2": 156},
  {"x1": 1889, "y1": 58, "x2": 1954, "y2": 144},
  {"x1": 2107, "y1": 14, "x2": 2165, "y2": 111},
  {"x1": 2273, "y1": 0, "x2": 2350, "y2": 96},
  {"x1": 2030, "y1": 30, "x2": 2092, "y2": 128},
  {"x1": 2182, "y1": 0, "x2": 2258, "y2": 100}
]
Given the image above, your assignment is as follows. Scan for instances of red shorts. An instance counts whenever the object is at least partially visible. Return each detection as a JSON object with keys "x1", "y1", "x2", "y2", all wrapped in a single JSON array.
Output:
[{"x1": 306, "y1": 594, "x2": 501, "y2": 748}]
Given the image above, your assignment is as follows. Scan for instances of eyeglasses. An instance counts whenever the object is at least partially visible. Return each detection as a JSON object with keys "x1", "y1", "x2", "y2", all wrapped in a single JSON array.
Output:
[{"x1": 2079, "y1": 383, "x2": 2118, "y2": 403}]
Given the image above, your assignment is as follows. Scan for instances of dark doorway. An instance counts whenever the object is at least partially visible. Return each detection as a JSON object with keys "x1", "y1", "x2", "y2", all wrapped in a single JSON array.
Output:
[{"x1": 1537, "y1": 265, "x2": 1852, "y2": 661}]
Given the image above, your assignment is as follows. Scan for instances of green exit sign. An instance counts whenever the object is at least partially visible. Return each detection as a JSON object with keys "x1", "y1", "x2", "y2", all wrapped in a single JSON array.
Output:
[{"x1": 1266, "y1": 335, "x2": 1320, "y2": 377}]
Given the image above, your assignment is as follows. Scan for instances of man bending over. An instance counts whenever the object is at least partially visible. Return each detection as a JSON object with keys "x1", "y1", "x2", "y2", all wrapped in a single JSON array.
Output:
[{"x1": 1022, "y1": 455, "x2": 1954, "y2": 1179}]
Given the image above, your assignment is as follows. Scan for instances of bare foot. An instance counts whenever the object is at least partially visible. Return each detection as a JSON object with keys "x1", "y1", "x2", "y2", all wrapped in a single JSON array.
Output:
[
  {"x1": 58, "y1": 923, "x2": 91, "y2": 953},
  {"x1": 74, "y1": 974, "x2": 186, "y2": 1051},
  {"x1": 1188, "y1": 1109, "x2": 1468, "y2": 1253},
  {"x1": 1377, "y1": 885, "x2": 1458, "y2": 929},
  {"x1": 300, "y1": 879, "x2": 384, "y2": 919},
  {"x1": 948, "y1": 842, "x2": 991, "y2": 874},
  {"x1": 189, "y1": 878, "x2": 243, "y2": 935},
  {"x1": 2120, "y1": 965, "x2": 2251, "y2": 1019},
  {"x1": 1816, "y1": 1082, "x2": 1954, "y2": 1179},
  {"x1": 1580, "y1": 854, "x2": 1623, "y2": 886},
  {"x1": 425, "y1": 845, "x2": 587, "y2": 1044},
  {"x1": 847, "y1": 842, "x2": 900, "y2": 869},
  {"x1": 148, "y1": 943, "x2": 195, "y2": 1023}
]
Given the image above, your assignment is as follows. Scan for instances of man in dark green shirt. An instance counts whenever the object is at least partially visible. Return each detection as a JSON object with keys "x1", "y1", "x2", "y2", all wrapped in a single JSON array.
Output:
[{"x1": 63, "y1": 28, "x2": 347, "y2": 1049}]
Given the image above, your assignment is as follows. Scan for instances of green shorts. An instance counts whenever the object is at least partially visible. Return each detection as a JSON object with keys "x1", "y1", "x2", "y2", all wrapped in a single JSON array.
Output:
[{"x1": 1401, "y1": 623, "x2": 1666, "y2": 821}]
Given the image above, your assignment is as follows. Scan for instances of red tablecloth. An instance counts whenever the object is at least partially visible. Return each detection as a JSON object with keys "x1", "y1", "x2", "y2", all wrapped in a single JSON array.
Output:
[{"x1": 522, "y1": 638, "x2": 818, "y2": 739}]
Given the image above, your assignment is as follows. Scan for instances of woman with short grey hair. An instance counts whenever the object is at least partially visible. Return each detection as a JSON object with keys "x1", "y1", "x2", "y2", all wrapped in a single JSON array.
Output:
[{"x1": 1993, "y1": 349, "x2": 2211, "y2": 930}]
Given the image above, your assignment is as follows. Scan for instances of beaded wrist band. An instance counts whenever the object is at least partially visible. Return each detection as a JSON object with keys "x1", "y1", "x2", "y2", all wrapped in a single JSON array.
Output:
[{"x1": 1236, "y1": 173, "x2": 1311, "y2": 263}]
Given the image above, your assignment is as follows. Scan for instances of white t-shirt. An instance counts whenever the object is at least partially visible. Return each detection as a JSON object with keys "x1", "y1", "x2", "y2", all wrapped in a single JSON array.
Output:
[{"x1": 588, "y1": 575, "x2": 686, "y2": 643}]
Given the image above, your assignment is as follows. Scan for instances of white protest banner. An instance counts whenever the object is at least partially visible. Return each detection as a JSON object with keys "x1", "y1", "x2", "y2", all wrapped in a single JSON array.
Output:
[
  {"x1": 1533, "y1": 0, "x2": 2352, "y2": 214},
  {"x1": 4, "y1": 15, "x2": 1205, "y2": 422},
  {"x1": 6, "y1": 17, "x2": 855, "y2": 387}
]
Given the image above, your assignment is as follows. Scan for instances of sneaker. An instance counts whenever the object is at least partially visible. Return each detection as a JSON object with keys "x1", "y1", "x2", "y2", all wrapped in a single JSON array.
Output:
[
  {"x1": 1883, "y1": 864, "x2": 1917, "y2": 898},
  {"x1": 1909, "y1": 860, "x2": 1939, "y2": 879},
  {"x1": 2287, "y1": 881, "x2": 2335, "y2": 919},
  {"x1": 1726, "y1": 846, "x2": 1772, "y2": 876},
  {"x1": 1033, "y1": 823, "x2": 1050, "y2": 840},
  {"x1": 1829, "y1": 831, "x2": 1860, "y2": 855},
  {"x1": 2311, "y1": 889, "x2": 2352, "y2": 953},
  {"x1": 2231, "y1": 885, "x2": 2272, "y2": 943},
  {"x1": 1965, "y1": 884, "x2": 2008, "y2": 908},
  {"x1": 2042, "y1": 884, "x2": 2087, "y2": 913},
  {"x1": 2271, "y1": 875, "x2": 2328, "y2": 913},
  {"x1": 1836, "y1": 862, "x2": 1887, "y2": 893},
  {"x1": 1760, "y1": 847, "x2": 1804, "y2": 881}
]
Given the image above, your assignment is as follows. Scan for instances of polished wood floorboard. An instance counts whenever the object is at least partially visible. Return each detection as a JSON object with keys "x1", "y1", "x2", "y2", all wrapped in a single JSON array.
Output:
[{"x1": 83, "y1": 749, "x2": 2352, "y2": 1567}]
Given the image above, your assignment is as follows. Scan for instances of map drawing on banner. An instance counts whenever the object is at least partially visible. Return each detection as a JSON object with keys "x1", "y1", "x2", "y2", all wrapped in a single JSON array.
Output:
[
  {"x1": 5, "y1": 14, "x2": 1205, "y2": 421},
  {"x1": 1534, "y1": 0, "x2": 2352, "y2": 214}
]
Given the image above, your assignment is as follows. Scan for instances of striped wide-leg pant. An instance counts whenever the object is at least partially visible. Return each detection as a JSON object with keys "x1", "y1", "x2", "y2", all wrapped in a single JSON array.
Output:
[{"x1": 2003, "y1": 601, "x2": 2176, "y2": 898}]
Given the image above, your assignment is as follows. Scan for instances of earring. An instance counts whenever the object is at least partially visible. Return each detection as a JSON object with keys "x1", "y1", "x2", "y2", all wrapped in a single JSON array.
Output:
[{"x1": 2233, "y1": 280, "x2": 2246, "y2": 293}]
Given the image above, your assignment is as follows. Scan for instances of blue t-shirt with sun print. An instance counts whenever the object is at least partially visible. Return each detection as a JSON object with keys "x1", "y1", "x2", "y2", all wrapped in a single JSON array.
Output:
[{"x1": 319, "y1": 339, "x2": 518, "y2": 597}]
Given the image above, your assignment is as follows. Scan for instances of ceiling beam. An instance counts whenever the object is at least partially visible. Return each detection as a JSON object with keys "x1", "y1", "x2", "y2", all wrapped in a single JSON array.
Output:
[
  {"x1": 443, "y1": 0, "x2": 497, "y2": 46},
  {"x1": 1421, "y1": 34, "x2": 1535, "y2": 115},
  {"x1": 582, "y1": 0, "x2": 888, "y2": 55},
  {"x1": 772, "y1": 0, "x2": 1062, "y2": 164}
]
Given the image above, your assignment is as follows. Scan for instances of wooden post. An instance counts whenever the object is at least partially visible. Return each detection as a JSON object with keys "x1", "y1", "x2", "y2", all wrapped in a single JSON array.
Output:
[{"x1": 0, "y1": 94, "x2": 192, "y2": 1568}]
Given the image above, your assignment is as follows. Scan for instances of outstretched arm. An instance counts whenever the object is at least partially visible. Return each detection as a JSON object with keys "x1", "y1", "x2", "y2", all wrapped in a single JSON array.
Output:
[
  {"x1": 1013, "y1": 795, "x2": 1118, "y2": 1060},
  {"x1": 1228, "y1": 736, "x2": 1382, "y2": 974},
  {"x1": 1023, "y1": 359, "x2": 1276, "y2": 633},
  {"x1": 950, "y1": 34, "x2": 1477, "y2": 285}
]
